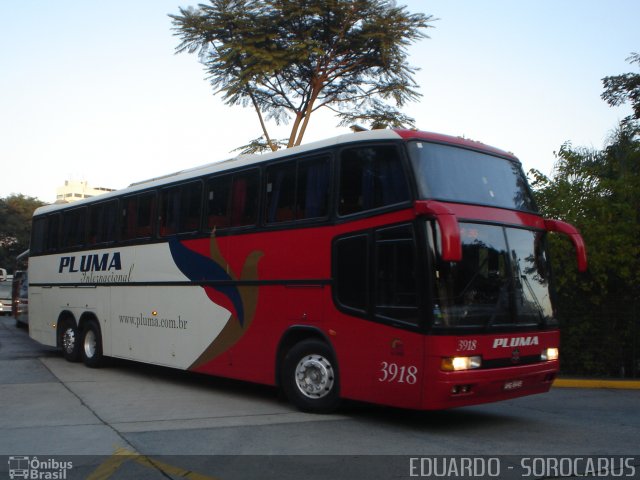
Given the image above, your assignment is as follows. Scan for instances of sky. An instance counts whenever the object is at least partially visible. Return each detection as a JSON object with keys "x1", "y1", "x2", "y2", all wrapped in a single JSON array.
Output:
[{"x1": 1, "y1": 0, "x2": 638, "y2": 203}]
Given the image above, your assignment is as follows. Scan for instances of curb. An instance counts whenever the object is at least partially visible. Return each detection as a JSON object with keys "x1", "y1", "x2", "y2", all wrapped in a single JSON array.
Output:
[{"x1": 553, "y1": 378, "x2": 640, "y2": 390}]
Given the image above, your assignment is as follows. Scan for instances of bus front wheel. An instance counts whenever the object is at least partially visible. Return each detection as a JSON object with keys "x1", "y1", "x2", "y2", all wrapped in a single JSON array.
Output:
[
  {"x1": 282, "y1": 339, "x2": 340, "y2": 413},
  {"x1": 80, "y1": 320, "x2": 103, "y2": 368}
]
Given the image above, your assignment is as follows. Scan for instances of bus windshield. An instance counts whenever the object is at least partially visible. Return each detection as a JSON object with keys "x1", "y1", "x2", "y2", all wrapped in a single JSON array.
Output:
[
  {"x1": 431, "y1": 223, "x2": 556, "y2": 330},
  {"x1": 408, "y1": 141, "x2": 536, "y2": 212}
]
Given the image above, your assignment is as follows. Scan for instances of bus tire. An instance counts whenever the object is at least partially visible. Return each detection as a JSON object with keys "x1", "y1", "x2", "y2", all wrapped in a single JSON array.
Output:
[
  {"x1": 59, "y1": 319, "x2": 81, "y2": 362},
  {"x1": 282, "y1": 339, "x2": 340, "y2": 413},
  {"x1": 80, "y1": 320, "x2": 103, "y2": 368}
]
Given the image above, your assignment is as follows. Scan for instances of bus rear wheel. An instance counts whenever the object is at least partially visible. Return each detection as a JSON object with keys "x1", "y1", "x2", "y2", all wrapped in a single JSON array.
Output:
[
  {"x1": 60, "y1": 320, "x2": 80, "y2": 362},
  {"x1": 282, "y1": 339, "x2": 340, "y2": 413},
  {"x1": 80, "y1": 320, "x2": 103, "y2": 368}
]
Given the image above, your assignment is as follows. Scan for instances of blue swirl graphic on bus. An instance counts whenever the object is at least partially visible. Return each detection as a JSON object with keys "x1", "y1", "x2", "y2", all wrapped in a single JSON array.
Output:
[{"x1": 168, "y1": 236, "x2": 245, "y2": 326}]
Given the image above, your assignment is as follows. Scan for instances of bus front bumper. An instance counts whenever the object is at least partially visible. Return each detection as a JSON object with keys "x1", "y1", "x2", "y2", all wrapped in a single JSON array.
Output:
[{"x1": 422, "y1": 361, "x2": 558, "y2": 410}]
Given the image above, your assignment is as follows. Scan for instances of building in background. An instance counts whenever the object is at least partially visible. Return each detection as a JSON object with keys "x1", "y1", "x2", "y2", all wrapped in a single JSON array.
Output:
[{"x1": 55, "y1": 180, "x2": 114, "y2": 203}]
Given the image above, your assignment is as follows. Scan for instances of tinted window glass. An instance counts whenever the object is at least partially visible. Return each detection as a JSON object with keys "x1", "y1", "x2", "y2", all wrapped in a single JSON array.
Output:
[
  {"x1": 121, "y1": 192, "x2": 156, "y2": 240},
  {"x1": 31, "y1": 217, "x2": 47, "y2": 255},
  {"x1": 266, "y1": 157, "x2": 330, "y2": 223},
  {"x1": 46, "y1": 214, "x2": 61, "y2": 252},
  {"x1": 61, "y1": 208, "x2": 86, "y2": 248},
  {"x1": 506, "y1": 228, "x2": 554, "y2": 323},
  {"x1": 266, "y1": 162, "x2": 296, "y2": 223},
  {"x1": 408, "y1": 142, "x2": 536, "y2": 211},
  {"x1": 334, "y1": 234, "x2": 368, "y2": 312},
  {"x1": 206, "y1": 175, "x2": 232, "y2": 229},
  {"x1": 432, "y1": 223, "x2": 512, "y2": 328},
  {"x1": 339, "y1": 145, "x2": 410, "y2": 216},
  {"x1": 297, "y1": 157, "x2": 330, "y2": 219},
  {"x1": 160, "y1": 182, "x2": 202, "y2": 236},
  {"x1": 206, "y1": 170, "x2": 259, "y2": 230},
  {"x1": 374, "y1": 224, "x2": 419, "y2": 324},
  {"x1": 89, "y1": 200, "x2": 118, "y2": 245}
]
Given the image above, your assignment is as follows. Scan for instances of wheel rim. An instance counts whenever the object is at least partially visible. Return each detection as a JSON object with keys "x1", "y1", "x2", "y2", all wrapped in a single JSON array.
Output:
[
  {"x1": 84, "y1": 329, "x2": 96, "y2": 359},
  {"x1": 62, "y1": 327, "x2": 76, "y2": 354},
  {"x1": 294, "y1": 354, "x2": 334, "y2": 399}
]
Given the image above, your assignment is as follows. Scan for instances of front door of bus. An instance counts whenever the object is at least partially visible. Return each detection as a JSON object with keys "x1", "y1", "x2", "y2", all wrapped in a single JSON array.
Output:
[
  {"x1": 333, "y1": 222, "x2": 425, "y2": 409},
  {"x1": 368, "y1": 223, "x2": 424, "y2": 409}
]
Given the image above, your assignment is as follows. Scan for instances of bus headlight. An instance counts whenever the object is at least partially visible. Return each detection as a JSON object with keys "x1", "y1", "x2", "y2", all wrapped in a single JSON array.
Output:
[
  {"x1": 541, "y1": 347, "x2": 559, "y2": 361},
  {"x1": 441, "y1": 355, "x2": 482, "y2": 371}
]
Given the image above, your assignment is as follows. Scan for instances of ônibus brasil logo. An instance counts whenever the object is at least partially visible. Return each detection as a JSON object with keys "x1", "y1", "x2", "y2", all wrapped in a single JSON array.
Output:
[{"x1": 7, "y1": 456, "x2": 72, "y2": 480}]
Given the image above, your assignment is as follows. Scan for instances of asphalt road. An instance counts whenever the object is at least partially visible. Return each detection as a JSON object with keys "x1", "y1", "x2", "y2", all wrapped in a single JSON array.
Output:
[{"x1": 1, "y1": 315, "x2": 639, "y2": 479}]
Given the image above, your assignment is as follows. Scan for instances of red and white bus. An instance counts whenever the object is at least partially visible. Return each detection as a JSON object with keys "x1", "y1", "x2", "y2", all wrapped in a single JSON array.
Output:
[{"x1": 28, "y1": 129, "x2": 586, "y2": 412}]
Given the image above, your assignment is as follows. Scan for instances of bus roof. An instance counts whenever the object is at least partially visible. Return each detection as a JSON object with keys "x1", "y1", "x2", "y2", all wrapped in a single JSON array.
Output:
[{"x1": 33, "y1": 129, "x2": 518, "y2": 216}]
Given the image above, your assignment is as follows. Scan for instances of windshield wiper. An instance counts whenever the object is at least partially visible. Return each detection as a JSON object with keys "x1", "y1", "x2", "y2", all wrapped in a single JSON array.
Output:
[{"x1": 520, "y1": 274, "x2": 546, "y2": 325}]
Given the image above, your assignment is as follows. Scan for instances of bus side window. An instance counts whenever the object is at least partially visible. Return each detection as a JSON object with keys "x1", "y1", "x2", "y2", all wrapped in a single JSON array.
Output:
[
  {"x1": 88, "y1": 200, "x2": 118, "y2": 245},
  {"x1": 160, "y1": 181, "x2": 203, "y2": 236},
  {"x1": 122, "y1": 193, "x2": 156, "y2": 240},
  {"x1": 334, "y1": 234, "x2": 369, "y2": 314},
  {"x1": 160, "y1": 186, "x2": 181, "y2": 236},
  {"x1": 266, "y1": 162, "x2": 296, "y2": 223},
  {"x1": 297, "y1": 156, "x2": 330, "y2": 220},
  {"x1": 181, "y1": 182, "x2": 202, "y2": 232},
  {"x1": 136, "y1": 193, "x2": 156, "y2": 238},
  {"x1": 206, "y1": 170, "x2": 258, "y2": 230},
  {"x1": 266, "y1": 157, "x2": 330, "y2": 224},
  {"x1": 61, "y1": 208, "x2": 87, "y2": 249},
  {"x1": 121, "y1": 196, "x2": 137, "y2": 240},
  {"x1": 46, "y1": 213, "x2": 61, "y2": 253},
  {"x1": 230, "y1": 171, "x2": 259, "y2": 227},
  {"x1": 338, "y1": 145, "x2": 410, "y2": 216},
  {"x1": 31, "y1": 217, "x2": 47, "y2": 255},
  {"x1": 374, "y1": 224, "x2": 419, "y2": 325},
  {"x1": 206, "y1": 175, "x2": 232, "y2": 230}
]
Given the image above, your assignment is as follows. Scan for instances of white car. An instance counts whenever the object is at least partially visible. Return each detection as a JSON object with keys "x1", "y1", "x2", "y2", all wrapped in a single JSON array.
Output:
[{"x1": 0, "y1": 280, "x2": 12, "y2": 316}]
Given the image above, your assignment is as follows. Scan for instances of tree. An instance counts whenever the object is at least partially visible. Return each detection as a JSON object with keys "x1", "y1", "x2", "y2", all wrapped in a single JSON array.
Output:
[
  {"x1": 529, "y1": 53, "x2": 640, "y2": 377},
  {"x1": 601, "y1": 52, "x2": 640, "y2": 124},
  {"x1": 0, "y1": 195, "x2": 45, "y2": 273},
  {"x1": 170, "y1": 0, "x2": 433, "y2": 153},
  {"x1": 529, "y1": 121, "x2": 640, "y2": 377}
]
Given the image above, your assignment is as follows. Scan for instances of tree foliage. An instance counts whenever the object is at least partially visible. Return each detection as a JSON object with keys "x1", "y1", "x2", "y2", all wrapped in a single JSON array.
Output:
[
  {"x1": 529, "y1": 74, "x2": 640, "y2": 376},
  {"x1": 529, "y1": 53, "x2": 640, "y2": 377},
  {"x1": 601, "y1": 52, "x2": 640, "y2": 124},
  {"x1": 170, "y1": 0, "x2": 433, "y2": 152},
  {"x1": 0, "y1": 194, "x2": 45, "y2": 273}
]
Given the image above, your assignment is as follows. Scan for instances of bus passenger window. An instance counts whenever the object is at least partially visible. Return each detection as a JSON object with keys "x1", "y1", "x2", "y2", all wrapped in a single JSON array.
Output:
[
  {"x1": 266, "y1": 162, "x2": 296, "y2": 223},
  {"x1": 88, "y1": 200, "x2": 118, "y2": 245},
  {"x1": 61, "y1": 208, "x2": 86, "y2": 249},
  {"x1": 206, "y1": 170, "x2": 258, "y2": 230},
  {"x1": 31, "y1": 217, "x2": 47, "y2": 255},
  {"x1": 160, "y1": 182, "x2": 202, "y2": 236},
  {"x1": 374, "y1": 224, "x2": 419, "y2": 325},
  {"x1": 206, "y1": 176, "x2": 232, "y2": 229},
  {"x1": 181, "y1": 182, "x2": 202, "y2": 232},
  {"x1": 136, "y1": 193, "x2": 155, "y2": 237},
  {"x1": 297, "y1": 157, "x2": 330, "y2": 220},
  {"x1": 265, "y1": 157, "x2": 330, "y2": 224},
  {"x1": 46, "y1": 214, "x2": 61, "y2": 252},
  {"x1": 338, "y1": 145, "x2": 410, "y2": 216},
  {"x1": 334, "y1": 234, "x2": 369, "y2": 313},
  {"x1": 122, "y1": 193, "x2": 156, "y2": 240},
  {"x1": 230, "y1": 172, "x2": 258, "y2": 226}
]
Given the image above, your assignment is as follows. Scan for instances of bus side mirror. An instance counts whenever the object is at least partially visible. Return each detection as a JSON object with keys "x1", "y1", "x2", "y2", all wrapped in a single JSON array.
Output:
[
  {"x1": 544, "y1": 219, "x2": 588, "y2": 272},
  {"x1": 414, "y1": 200, "x2": 462, "y2": 262}
]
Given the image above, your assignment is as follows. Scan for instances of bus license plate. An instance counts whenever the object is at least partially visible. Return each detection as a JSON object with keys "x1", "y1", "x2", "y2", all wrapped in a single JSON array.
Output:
[{"x1": 503, "y1": 379, "x2": 524, "y2": 391}]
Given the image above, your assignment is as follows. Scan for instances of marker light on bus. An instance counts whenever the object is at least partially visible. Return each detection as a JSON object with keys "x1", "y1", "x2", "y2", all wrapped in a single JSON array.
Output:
[
  {"x1": 441, "y1": 356, "x2": 482, "y2": 372},
  {"x1": 541, "y1": 348, "x2": 559, "y2": 361}
]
